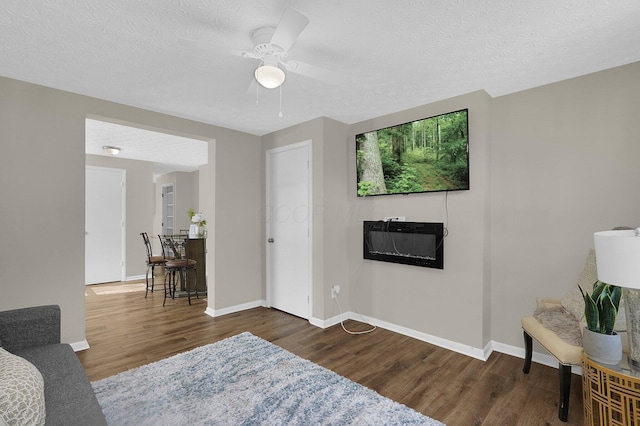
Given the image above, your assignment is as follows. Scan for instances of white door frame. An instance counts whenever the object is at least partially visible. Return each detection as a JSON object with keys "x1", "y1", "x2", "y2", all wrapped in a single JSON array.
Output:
[
  {"x1": 85, "y1": 165, "x2": 126, "y2": 284},
  {"x1": 265, "y1": 140, "x2": 313, "y2": 319}
]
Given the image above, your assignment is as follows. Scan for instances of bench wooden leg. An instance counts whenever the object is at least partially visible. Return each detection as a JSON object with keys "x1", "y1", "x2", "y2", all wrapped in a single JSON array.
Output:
[
  {"x1": 559, "y1": 364, "x2": 571, "y2": 422},
  {"x1": 523, "y1": 330, "x2": 533, "y2": 374}
]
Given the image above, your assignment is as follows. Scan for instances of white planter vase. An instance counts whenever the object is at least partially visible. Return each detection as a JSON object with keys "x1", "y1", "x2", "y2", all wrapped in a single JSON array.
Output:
[
  {"x1": 196, "y1": 225, "x2": 206, "y2": 238},
  {"x1": 189, "y1": 224, "x2": 206, "y2": 238},
  {"x1": 582, "y1": 327, "x2": 623, "y2": 365}
]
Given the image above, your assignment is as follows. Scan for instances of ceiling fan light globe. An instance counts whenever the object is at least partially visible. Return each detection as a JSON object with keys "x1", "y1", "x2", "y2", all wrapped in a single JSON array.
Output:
[{"x1": 255, "y1": 65, "x2": 285, "y2": 89}]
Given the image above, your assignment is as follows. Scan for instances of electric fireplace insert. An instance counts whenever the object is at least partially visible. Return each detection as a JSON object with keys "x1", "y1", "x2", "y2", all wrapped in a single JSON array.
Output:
[{"x1": 363, "y1": 221, "x2": 444, "y2": 269}]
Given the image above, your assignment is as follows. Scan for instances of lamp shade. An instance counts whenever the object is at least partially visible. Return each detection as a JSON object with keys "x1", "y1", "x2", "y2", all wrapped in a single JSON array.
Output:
[
  {"x1": 594, "y1": 229, "x2": 640, "y2": 289},
  {"x1": 255, "y1": 65, "x2": 285, "y2": 89}
]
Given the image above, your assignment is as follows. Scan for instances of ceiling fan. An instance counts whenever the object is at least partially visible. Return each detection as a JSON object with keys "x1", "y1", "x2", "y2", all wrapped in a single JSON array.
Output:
[
  {"x1": 243, "y1": 8, "x2": 309, "y2": 89},
  {"x1": 180, "y1": 8, "x2": 340, "y2": 91}
]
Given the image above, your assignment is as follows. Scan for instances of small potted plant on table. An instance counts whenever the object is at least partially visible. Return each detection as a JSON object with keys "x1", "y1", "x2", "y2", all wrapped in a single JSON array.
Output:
[
  {"x1": 579, "y1": 281, "x2": 623, "y2": 365},
  {"x1": 188, "y1": 208, "x2": 207, "y2": 238}
]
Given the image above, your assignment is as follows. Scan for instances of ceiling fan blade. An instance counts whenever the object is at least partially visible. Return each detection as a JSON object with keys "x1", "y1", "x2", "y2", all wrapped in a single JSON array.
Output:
[
  {"x1": 270, "y1": 8, "x2": 309, "y2": 52},
  {"x1": 283, "y1": 60, "x2": 343, "y2": 85}
]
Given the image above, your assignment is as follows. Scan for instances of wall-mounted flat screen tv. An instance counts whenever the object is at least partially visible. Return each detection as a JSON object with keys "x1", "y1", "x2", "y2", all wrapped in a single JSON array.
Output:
[{"x1": 356, "y1": 109, "x2": 469, "y2": 197}]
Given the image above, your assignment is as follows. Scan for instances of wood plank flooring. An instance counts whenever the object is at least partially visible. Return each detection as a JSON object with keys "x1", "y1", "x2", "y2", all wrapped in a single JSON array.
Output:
[{"x1": 78, "y1": 280, "x2": 583, "y2": 425}]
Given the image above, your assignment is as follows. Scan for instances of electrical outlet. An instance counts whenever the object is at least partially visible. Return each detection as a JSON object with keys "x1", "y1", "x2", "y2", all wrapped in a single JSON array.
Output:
[{"x1": 331, "y1": 285, "x2": 340, "y2": 298}]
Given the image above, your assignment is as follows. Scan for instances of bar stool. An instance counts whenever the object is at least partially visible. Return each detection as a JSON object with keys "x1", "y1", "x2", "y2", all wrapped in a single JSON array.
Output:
[
  {"x1": 158, "y1": 235, "x2": 199, "y2": 306},
  {"x1": 140, "y1": 232, "x2": 164, "y2": 297}
]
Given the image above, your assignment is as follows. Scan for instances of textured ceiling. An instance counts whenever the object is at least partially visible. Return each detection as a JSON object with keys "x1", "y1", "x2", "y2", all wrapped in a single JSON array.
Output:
[
  {"x1": 85, "y1": 119, "x2": 208, "y2": 177},
  {"x1": 2, "y1": 0, "x2": 640, "y2": 167}
]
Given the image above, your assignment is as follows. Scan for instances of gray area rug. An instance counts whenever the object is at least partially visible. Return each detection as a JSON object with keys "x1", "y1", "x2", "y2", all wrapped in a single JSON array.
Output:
[{"x1": 92, "y1": 332, "x2": 443, "y2": 425}]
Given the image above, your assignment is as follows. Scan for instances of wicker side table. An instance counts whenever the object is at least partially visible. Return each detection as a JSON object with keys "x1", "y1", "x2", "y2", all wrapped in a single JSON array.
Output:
[{"x1": 582, "y1": 352, "x2": 640, "y2": 425}]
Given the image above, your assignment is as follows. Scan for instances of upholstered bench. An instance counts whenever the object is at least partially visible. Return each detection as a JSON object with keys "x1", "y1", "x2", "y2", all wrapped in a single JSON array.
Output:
[
  {"x1": 521, "y1": 249, "x2": 627, "y2": 422},
  {"x1": 521, "y1": 299, "x2": 582, "y2": 422}
]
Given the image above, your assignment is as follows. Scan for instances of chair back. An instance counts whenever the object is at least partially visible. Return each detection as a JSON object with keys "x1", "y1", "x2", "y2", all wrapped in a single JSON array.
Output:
[
  {"x1": 158, "y1": 235, "x2": 185, "y2": 260},
  {"x1": 140, "y1": 232, "x2": 153, "y2": 261}
]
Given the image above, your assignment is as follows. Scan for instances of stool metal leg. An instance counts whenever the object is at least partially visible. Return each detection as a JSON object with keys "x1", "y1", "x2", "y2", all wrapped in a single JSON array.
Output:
[
  {"x1": 163, "y1": 268, "x2": 172, "y2": 307},
  {"x1": 186, "y1": 268, "x2": 194, "y2": 305},
  {"x1": 145, "y1": 264, "x2": 151, "y2": 298},
  {"x1": 150, "y1": 264, "x2": 155, "y2": 293},
  {"x1": 193, "y1": 268, "x2": 199, "y2": 301},
  {"x1": 172, "y1": 270, "x2": 177, "y2": 299}
]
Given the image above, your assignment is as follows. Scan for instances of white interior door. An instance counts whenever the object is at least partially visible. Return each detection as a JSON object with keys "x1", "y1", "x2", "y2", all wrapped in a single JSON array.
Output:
[
  {"x1": 85, "y1": 166, "x2": 125, "y2": 285},
  {"x1": 266, "y1": 141, "x2": 312, "y2": 319}
]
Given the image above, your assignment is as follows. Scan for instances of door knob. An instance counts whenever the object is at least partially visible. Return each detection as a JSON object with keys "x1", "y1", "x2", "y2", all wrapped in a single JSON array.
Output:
[{"x1": 268, "y1": 238, "x2": 275, "y2": 243}]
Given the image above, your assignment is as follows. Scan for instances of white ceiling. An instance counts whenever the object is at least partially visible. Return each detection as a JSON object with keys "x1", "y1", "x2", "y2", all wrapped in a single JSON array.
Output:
[
  {"x1": 2, "y1": 1, "x2": 640, "y2": 172},
  {"x1": 85, "y1": 119, "x2": 209, "y2": 177}
]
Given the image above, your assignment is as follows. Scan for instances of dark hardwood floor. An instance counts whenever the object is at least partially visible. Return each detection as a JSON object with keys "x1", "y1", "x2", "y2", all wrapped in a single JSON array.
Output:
[{"x1": 78, "y1": 280, "x2": 583, "y2": 425}]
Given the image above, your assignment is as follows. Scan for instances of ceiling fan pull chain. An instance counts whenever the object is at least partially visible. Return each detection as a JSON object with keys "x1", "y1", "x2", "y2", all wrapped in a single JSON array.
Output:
[{"x1": 278, "y1": 85, "x2": 283, "y2": 118}]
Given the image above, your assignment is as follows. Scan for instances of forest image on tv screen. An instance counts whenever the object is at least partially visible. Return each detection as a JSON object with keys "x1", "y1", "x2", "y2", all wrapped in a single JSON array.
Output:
[{"x1": 356, "y1": 109, "x2": 469, "y2": 196}]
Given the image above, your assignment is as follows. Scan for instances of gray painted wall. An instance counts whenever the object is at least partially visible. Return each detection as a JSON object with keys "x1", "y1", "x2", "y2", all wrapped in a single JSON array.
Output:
[
  {"x1": 2, "y1": 61, "x2": 639, "y2": 357},
  {"x1": 207, "y1": 132, "x2": 263, "y2": 310},
  {"x1": 346, "y1": 91, "x2": 493, "y2": 350},
  {"x1": 0, "y1": 76, "x2": 261, "y2": 344},
  {"x1": 490, "y1": 61, "x2": 640, "y2": 348}
]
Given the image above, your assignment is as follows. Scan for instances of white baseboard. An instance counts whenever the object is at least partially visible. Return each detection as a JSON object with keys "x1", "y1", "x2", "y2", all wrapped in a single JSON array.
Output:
[
  {"x1": 71, "y1": 340, "x2": 90, "y2": 352},
  {"x1": 208, "y1": 303, "x2": 580, "y2": 374},
  {"x1": 313, "y1": 310, "x2": 487, "y2": 361},
  {"x1": 125, "y1": 275, "x2": 146, "y2": 281},
  {"x1": 362, "y1": 313, "x2": 489, "y2": 361},
  {"x1": 204, "y1": 300, "x2": 267, "y2": 318},
  {"x1": 490, "y1": 340, "x2": 582, "y2": 375},
  {"x1": 313, "y1": 311, "x2": 580, "y2": 373},
  {"x1": 309, "y1": 312, "x2": 344, "y2": 329}
]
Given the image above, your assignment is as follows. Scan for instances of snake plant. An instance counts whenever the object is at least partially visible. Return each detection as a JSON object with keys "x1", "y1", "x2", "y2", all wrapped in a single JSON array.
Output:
[{"x1": 578, "y1": 281, "x2": 621, "y2": 335}]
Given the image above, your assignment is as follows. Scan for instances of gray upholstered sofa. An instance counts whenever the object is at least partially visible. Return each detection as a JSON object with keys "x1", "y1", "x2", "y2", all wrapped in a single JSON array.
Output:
[{"x1": 0, "y1": 305, "x2": 106, "y2": 426}]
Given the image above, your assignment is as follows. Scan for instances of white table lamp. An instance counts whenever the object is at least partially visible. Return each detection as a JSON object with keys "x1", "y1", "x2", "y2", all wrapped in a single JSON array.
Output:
[{"x1": 594, "y1": 228, "x2": 640, "y2": 367}]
